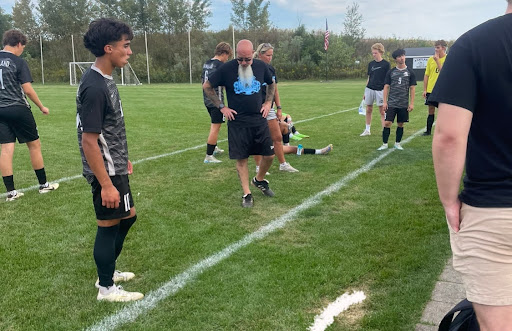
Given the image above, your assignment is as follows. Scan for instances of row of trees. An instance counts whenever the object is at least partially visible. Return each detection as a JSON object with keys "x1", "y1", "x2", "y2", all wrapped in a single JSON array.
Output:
[
  {"x1": 1, "y1": 0, "x2": 276, "y2": 39},
  {"x1": 0, "y1": 1, "x2": 438, "y2": 83}
]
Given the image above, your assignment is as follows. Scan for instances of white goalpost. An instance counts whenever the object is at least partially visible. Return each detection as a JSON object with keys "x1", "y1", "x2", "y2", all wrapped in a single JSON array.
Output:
[{"x1": 69, "y1": 62, "x2": 142, "y2": 86}]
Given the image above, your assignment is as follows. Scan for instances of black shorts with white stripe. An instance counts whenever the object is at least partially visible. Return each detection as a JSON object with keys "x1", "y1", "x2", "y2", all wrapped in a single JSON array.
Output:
[{"x1": 90, "y1": 174, "x2": 134, "y2": 220}]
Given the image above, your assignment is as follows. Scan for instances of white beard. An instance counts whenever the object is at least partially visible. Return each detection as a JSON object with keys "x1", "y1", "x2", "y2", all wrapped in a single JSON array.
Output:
[{"x1": 238, "y1": 64, "x2": 254, "y2": 87}]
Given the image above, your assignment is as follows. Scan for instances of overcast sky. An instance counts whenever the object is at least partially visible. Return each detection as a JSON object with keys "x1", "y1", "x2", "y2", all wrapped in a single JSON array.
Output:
[{"x1": 0, "y1": 0, "x2": 508, "y2": 40}]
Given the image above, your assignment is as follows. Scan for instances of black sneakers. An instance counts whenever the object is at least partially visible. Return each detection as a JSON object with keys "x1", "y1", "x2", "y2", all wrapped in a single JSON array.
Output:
[
  {"x1": 251, "y1": 177, "x2": 275, "y2": 197},
  {"x1": 242, "y1": 193, "x2": 253, "y2": 208}
]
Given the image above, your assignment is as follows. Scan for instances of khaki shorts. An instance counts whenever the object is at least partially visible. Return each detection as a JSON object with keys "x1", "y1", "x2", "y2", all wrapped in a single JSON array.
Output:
[{"x1": 449, "y1": 203, "x2": 512, "y2": 305}]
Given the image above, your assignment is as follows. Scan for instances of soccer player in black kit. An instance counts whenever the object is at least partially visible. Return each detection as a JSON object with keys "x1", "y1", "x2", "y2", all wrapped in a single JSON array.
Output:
[
  {"x1": 77, "y1": 18, "x2": 143, "y2": 302},
  {"x1": 201, "y1": 42, "x2": 232, "y2": 163},
  {"x1": 0, "y1": 30, "x2": 59, "y2": 201}
]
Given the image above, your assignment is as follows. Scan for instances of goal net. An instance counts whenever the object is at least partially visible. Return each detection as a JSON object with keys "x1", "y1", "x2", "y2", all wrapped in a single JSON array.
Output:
[{"x1": 69, "y1": 62, "x2": 142, "y2": 86}]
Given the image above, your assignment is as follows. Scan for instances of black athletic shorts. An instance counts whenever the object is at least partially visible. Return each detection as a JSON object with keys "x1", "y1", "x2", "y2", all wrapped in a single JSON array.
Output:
[
  {"x1": 90, "y1": 174, "x2": 134, "y2": 220},
  {"x1": 0, "y1": 105, "x2": 39, "y2": 144},
  {"x1": 424, "y1": 93, "x2": 437, "y2": 107},
  {"x1": 228, "y1": 123, "x2": 274, "y2": 159},
  {"x1": 385, "y1": 107, "x2": 409, "y2": 123},
  {"x1": 206, "y1": 106, "x2": 225, "y2": 124}
]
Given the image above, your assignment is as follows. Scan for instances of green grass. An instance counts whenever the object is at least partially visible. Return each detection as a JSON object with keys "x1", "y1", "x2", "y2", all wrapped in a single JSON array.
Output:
[{"x1": 0, "y1": 80, "x2": 450, "y2": 330}]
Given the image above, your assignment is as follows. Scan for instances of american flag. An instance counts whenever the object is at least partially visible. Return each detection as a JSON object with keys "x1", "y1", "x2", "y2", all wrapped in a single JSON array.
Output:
[{"x1": 324, "y1": 19, "x2": 329, "y2": 51}]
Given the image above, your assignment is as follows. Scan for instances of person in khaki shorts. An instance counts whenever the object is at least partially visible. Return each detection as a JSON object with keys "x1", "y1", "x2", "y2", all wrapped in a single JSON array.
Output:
[{"x1": 432, "y1": 1, "x2": 512, "y2": 329}]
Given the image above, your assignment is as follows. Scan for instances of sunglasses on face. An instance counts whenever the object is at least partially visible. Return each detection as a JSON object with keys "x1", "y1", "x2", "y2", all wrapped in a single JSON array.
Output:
[{"x1": 237, "y1": 57, "x2": 252, "y2": 63}]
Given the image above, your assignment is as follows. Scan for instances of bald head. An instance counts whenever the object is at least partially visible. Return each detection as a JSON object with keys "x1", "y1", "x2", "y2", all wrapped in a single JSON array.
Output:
[{"x1": 236, "y1": 39, "x2": 254, "y2": 67}]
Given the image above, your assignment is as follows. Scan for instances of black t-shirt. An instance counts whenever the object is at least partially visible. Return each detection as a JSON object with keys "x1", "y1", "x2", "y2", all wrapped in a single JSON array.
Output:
[
  {"x1": 384, "y1": 67, "x2": 417, "y2": 108},
  {"x1": 429, "y1": 13, "x2": 512, "y2": 207},
  {"x1": 201, "y1": 58, "x2": 224, "y2": 108},
  {"x1": 207, "y1": 59, "x2": 273, "y2": 127},
  {"x1": 262, "y1": 63, "x2": 277, "y2": 106},
  {"x1": 0, "y1": 51, "x2": 32, "y2": 108},
  {"x1": 76, "y1": 66, "x2": 129, "y2": 182},
  {"x1": 367, "y1": 59, "x2": 390, "y2": 91}
]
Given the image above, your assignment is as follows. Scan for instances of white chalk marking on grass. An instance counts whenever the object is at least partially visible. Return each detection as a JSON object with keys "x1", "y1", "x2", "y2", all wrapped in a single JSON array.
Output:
[
  {"x1": 294, "y1": 107, "x2": 357, "y2": 124},
  {"x1": 86, "y1": 128, "x2": 425, "y2": 331},
  {"x1": 309, "y1": 291, "x2": 366, "y2": 331},
  {"x1": 1, "y1": 107, "x2": 357, "y2": 199}
]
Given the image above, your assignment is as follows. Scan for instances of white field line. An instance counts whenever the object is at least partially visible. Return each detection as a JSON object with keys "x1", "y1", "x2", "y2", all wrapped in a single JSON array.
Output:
[
  {"x1": 86, "y1": 128, "x2": 425, "y2": 331},
  {"x1": 309, "y1": 291, "x2": 366, "y2": 331},
  {"x1": 0, "y1": 107, "x2": 356, "y2": 199}
]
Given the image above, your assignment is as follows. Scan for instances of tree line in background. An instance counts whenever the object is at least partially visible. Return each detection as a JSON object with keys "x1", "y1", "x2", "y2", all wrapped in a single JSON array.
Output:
[{"x1": 0, "y1": 1, "x2": 444, "y2": 83}]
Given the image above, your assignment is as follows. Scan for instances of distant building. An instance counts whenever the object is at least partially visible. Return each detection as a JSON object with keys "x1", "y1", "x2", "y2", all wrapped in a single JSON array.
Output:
[{"x1": 404, "y1": 47, "x2": 436, "y2": 81}]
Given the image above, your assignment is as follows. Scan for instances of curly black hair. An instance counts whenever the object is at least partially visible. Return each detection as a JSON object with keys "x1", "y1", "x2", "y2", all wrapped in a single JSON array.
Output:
[
  {"x1": 83, "y1": 18, "x2": 133, "y2": 57},
  {"x1": 2, "y1": 30, "x2": 27, "y2": 47}
]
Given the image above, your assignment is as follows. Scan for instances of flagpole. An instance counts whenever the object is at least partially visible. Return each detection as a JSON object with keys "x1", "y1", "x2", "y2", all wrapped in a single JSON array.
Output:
[
  {"x1": 325, "y1": 49, "x2": 328, "y2": 82},
  {"x1": 324, "y1": 19, "x2": 329, "y2": 82}
]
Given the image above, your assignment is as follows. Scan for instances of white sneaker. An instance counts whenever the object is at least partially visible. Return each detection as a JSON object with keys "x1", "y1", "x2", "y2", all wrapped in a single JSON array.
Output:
[
  {"x1": 360, "y1": 130, "x2": 371, "y2": 136},
  {"x1": 279, "y1": 162, "x2": 299, "y2": 172},
  {"x1": 213, "y1": 146, "x2": 224, "y2": 155},
  {"x1": 97, "y1": 284, "x2": 144, "y2": 302},
  {"x1": 394, "y1": 143, "x2": 404, "y2": 150},
  {"x1": 377, "y1": 143, "x2": 389, "y2": 151},
  {"x1": 95, "y1": 270, "x2": 136, "y2": 288},
  {"x1": 320, "y1": 144, "x2": 333, "y2": 155},
  {"x1": 255, "y1": 166, "x2": 270, "y2": 175},
  {"x1": 39, "y1": 182, "x2": 59, "y2": 194},
  {"x1": 6, "y1": 190, "x2": 24, "y2": 201},
  {"x1": 204, "y1": 155, "x2": 222, "y2": 163}
]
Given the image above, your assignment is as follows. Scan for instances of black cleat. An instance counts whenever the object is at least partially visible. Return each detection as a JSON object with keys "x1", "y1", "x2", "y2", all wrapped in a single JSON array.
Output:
[
  {"x1": 242, "y1": 193, "x2": 254, "y2": 208},
  {"x1": 251, "y1": 177, "x2": 275, "y2": 197},
  {"x1": 422, "y1": 131, "x2": 431, "y2": 136}
]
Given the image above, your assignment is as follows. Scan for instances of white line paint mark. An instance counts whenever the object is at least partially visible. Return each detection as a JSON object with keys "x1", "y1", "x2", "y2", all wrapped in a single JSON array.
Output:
[
  {"x1": 309, "y1": 291, "x2": 366, "y2": 331},
  {"x1": 294, "y1": 107, "x2": 357, "y2": 124},
  {"x1": 86, "y1": 128, "x2": 425, "y2": 331},
  {"x1": 0, "y1": 107, "x2": 356, "y2": 199}
]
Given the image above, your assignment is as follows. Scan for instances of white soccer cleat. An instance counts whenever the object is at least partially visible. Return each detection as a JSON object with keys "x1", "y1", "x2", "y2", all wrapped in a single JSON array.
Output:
[
  {"x1": 6, "y1": 190, "x2": 24, "y2": 201},
  {"x1": 360, "y1": 130, "x2": 371, "y2": 136},
  {"x1": 213, "y1": 146, "x2": 224, "y2": 155},
  {"x1": 95, "y1": 270, "x2": 136, "y2": 288},
  {"x1": 39, "y1": 182, "x2": 59, "y2": 194},
  {"x1": 377, "y1": 143, "x2": 389, "y2": 151},
  {"x1": 204, "y1": 155, "x2": 222, "y2": 163},
  {"x1": 394, "y1": 142, "x2": 404, "y2": 150},
  {"x1": 255, "y1": 166, "x2": 270, "y2": 175},
  {"x1": 320, "y1": 144, "x2": 333, "y2": 155},
  {"x1": 97, "y1": 284, "x2": 144, "y2": 302},
  {"x1": 279, "y1": 162, "x2": 299, "y2": 172}
]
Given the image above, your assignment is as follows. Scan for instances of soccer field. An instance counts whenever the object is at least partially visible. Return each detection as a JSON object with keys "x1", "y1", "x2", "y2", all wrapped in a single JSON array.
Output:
[{"x1": 0, "y1": 80, "x2": 450, "y2": 330}]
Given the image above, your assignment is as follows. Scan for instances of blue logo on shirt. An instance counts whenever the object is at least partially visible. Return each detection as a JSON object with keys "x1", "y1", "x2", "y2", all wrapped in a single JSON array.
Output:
[{"x1": 234, "y1": 76, "x2": 261, "y2": 95}]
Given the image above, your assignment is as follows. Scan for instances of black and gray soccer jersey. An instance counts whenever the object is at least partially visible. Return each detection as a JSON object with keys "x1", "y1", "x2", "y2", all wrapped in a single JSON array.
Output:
[
  {"x1": 201, "y1": 58, "x2": 224, "y2": 108},
  {"x1": 384, "y1": 67, "x2": 417, "y2": 108},
  {"x1": 0, "y1": 51, "x2": 32, "y2": 108},
  {"x1": 76, "y1": 66, "x2": 128, "y2": 182},
  {"x1": 367, "y1": 59, "x2": 390, "y2": 91}
]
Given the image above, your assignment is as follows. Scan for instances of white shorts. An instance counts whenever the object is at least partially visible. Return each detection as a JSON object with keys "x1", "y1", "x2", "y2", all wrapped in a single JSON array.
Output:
[
  {"x1": 364, "y1": 88, "x2": 384, "y2": 106},
  {"x1": 266, "y1": 108, "x2": 277, "y2": 121}
]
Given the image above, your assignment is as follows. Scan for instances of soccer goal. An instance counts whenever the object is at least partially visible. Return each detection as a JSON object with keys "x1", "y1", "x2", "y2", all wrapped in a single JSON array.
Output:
[{"x1": 69, "y1": 62, "x2": 142, "y2": 86}]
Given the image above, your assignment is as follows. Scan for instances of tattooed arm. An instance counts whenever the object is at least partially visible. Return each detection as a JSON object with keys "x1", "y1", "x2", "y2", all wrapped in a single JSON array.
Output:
[
  {"x1": 261, "y1": 82, "x2": 275, "y2": 118},
  {"x1": 203, "y1": 80, "x2": 237, "y2": 121}
]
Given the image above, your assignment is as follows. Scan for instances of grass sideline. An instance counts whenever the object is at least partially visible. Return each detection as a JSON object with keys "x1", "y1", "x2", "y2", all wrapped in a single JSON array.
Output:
[{"x1": 0, "y1": 80, "x2": 450, "y2": 330}]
